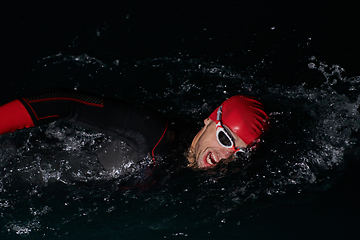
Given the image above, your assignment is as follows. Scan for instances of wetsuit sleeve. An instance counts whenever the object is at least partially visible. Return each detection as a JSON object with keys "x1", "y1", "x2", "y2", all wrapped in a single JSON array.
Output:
[
  {"x1": 0, "y1": 99, "x2": 35, "y2": 135},
  {"x1": 0, "y1": 88, "x2": 170, "y2": 158}
]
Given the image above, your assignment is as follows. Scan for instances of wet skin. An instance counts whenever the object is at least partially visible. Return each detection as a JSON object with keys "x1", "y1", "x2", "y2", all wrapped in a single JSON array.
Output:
[{"x1": 189, "y1": 118, "x2": 247, "y2": 168}]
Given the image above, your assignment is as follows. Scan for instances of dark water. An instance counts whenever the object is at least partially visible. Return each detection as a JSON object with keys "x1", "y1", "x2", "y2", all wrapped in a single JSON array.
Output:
[{"x1": 1, "y1": 1, "x2": 360, "y2": 239}]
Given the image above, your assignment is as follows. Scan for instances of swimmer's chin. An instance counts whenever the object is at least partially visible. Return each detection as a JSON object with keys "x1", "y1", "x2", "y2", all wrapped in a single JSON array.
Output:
[{"x1": 186, "y1": 147, "x2": 207, "y2": 169}]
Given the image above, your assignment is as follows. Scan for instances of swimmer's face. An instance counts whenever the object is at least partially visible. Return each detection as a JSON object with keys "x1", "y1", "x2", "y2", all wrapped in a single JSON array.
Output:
[{"x1": 189, "y1": 118, "x2": 247, "y2": 168}]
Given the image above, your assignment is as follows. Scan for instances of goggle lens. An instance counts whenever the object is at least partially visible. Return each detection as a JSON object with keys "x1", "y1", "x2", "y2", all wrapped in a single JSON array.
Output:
[{"x1": 217, "y1": 130, "x2": 232, "y2": 147}]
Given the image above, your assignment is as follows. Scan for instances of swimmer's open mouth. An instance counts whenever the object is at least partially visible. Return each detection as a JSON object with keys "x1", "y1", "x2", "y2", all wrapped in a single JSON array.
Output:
[{"x1": 205, "y1": 152, "x2": 217, "y2": 166}]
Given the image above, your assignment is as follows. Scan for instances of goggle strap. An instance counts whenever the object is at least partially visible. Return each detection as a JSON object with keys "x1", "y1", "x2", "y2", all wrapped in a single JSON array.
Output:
[{"x1": 216, "y1": 106, "x2": 223, "y2": 121}]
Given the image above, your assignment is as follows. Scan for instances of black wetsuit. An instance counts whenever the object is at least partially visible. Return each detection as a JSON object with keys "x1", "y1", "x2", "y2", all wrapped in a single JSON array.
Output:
[{"x1": 6, "y1": 88, "x2": 195, "y2": 188}]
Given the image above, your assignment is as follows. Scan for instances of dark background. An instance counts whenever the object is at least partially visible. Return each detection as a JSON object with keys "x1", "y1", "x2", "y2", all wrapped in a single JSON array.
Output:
[{"x1": 2, "y1": 1, "x2": 359, "y2": 89}]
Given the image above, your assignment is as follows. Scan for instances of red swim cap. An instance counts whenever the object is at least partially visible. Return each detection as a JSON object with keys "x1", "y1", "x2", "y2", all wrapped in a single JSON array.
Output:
[{"x1": 209, "y1": 95, "x2": 269, "y2": 145}]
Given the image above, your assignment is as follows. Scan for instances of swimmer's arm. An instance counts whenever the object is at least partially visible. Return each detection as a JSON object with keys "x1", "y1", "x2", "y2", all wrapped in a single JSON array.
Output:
[
  {"x1": 0, "y1": 87, "x2": 169, "y2": 157},
  {"x1": 0, "y1": 87, "x2": 167, "y2": 142},
  {"x1": 0, "y1": 87, "x2": 105, "y2": 135}
]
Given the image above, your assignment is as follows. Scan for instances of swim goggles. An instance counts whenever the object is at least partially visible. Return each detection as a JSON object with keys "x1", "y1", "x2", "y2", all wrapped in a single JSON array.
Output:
[{"x1": 215, "y1": 106, "x2": 247, "y2": 157}]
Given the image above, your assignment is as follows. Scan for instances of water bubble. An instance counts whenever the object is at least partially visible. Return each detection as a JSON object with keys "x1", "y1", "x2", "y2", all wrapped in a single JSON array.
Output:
[{"x1": 308, "y1": 62, "x2": 316, "y2": 69}]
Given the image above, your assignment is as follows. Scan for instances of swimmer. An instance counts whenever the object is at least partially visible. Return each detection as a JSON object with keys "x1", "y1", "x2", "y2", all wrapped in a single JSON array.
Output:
[{"x1": 0, "y1": 87, "x2": 269, "y2": 171}]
